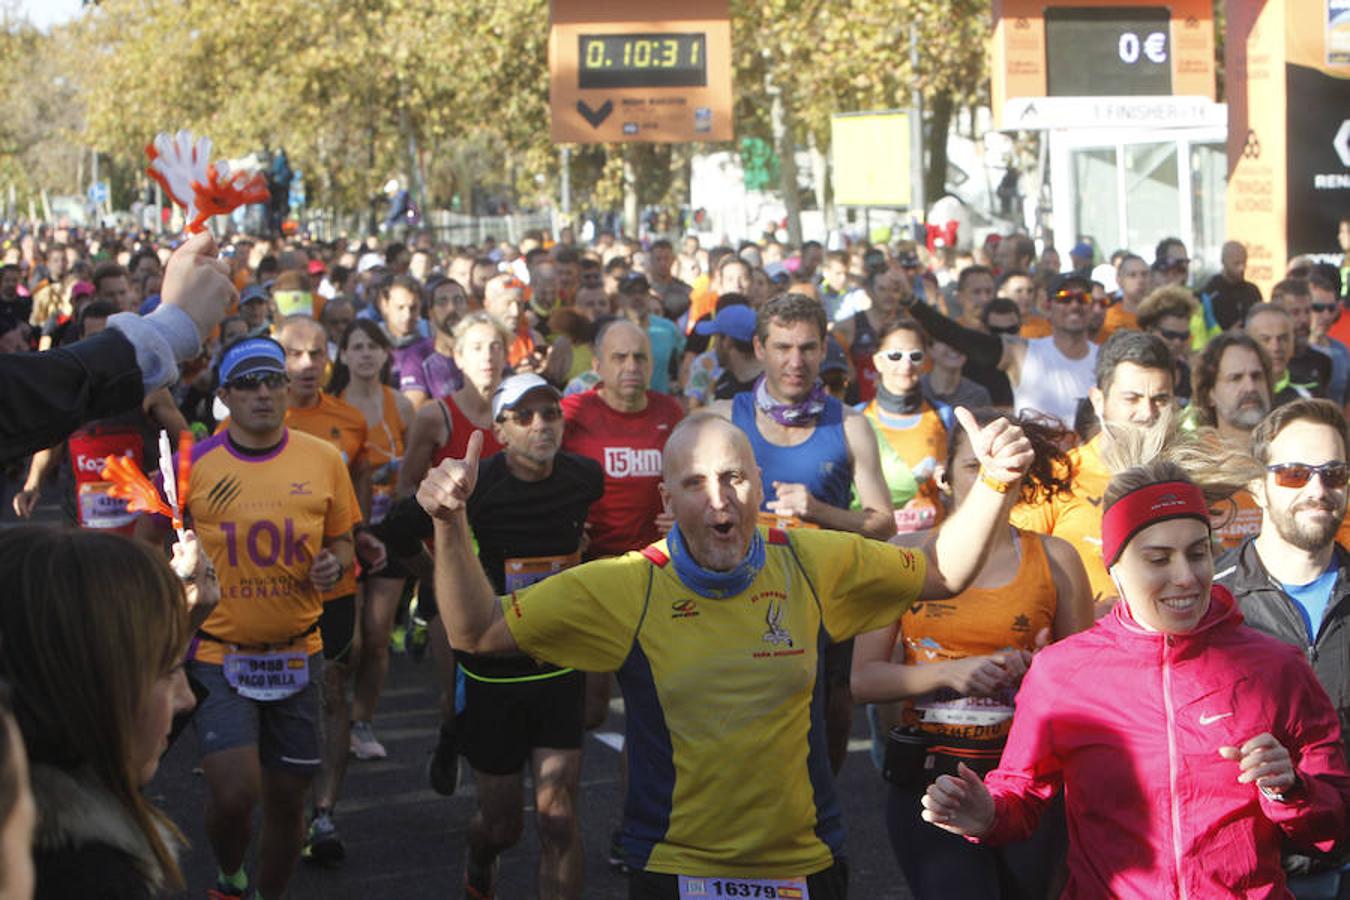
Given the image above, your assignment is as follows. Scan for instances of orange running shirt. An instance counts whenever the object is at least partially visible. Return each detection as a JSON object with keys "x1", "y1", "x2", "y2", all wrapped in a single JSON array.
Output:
[
  {"x1": 342, "y1": 385, "x2": 405, "y2": 524},
  {"x1": 1212, "y1": 489, "x2": 1264, "y2": 552},
  {"x1": 899, "y1": 531, "x2": 1056, "y2": 768},
  {"x1": 1095, "y1": 304, "x2": 1139, "y2": 343},
  {"x1": 285, "y1": 393, "x2": 368, "y2": 597},
  {"x1": 286, "y1": 393, "x2": 368, "y2": 470},
  {"x1": 862, "y1": 400, "x2": 948, "y2": 532},
  {"x1": 186, "y1": 429, "x2": 360, "y2": 664},
  {"x1": 1019, "y1": 315, "x2": 1053, "y2": 339},
  {"x1": 1010, "y1": 434, "x2": 1112, "y2": 604}
]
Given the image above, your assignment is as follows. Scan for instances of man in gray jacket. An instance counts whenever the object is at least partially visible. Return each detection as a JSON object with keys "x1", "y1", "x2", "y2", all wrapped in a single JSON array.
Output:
[{"x1": 1215, "y1": 398, "x2": 1350, "y2": 887}]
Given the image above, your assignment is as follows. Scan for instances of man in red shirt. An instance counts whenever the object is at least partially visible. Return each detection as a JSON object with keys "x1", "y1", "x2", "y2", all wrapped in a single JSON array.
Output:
[
  {"x1": 562, "y1": 319, "x2": 684, "y2": 558},
  {"x1": 560, "y1": 318, "x2": 683, "y2": 873}
]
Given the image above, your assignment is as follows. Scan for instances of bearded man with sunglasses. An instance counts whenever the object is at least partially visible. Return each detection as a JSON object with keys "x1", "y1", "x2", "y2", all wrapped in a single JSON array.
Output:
[
  {"x1": 1216, "y1": 399, "x2": 1350, "y2": 887},
  {"x1": 903, "y1": 273, "x2": 1098, "y2": 427}
]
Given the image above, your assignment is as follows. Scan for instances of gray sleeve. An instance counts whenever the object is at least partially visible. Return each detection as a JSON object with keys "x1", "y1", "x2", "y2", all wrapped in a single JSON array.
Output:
[{"x1": 106, "y1": 305, "x2": 201, "y2": 392}]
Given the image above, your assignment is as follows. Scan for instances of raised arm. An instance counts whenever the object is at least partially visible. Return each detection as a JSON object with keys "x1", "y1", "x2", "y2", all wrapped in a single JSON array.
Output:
[
  {"x1": 905, "y1": 299, "x2": 1026, "y2": 380},
  {"x1": 397, "y1": 399, "x2": 450, "y2": 497},
  {"x1": 916, "y1": 408, "x2": 1031, "y2": 600},
  {"x1": 417, "y1": 430, "x2": 520, "y2": 655}
]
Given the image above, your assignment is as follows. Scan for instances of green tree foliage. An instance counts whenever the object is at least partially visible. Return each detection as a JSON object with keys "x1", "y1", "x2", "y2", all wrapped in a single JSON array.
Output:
[{"x1": 50, "y1": 0, "x2": 990, "y2": 221}]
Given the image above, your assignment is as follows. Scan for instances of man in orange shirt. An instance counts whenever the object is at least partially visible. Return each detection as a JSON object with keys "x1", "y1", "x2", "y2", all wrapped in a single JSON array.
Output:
[
  {"x1": 1010, "y1": 331, "x2": 1176, "y2": 614},
  {"x1": 274, "y1": 315, "x2": 370, "y2": 866},
  {"x1": 142, "y1": 337, "x2": 359, "y2": 900}
]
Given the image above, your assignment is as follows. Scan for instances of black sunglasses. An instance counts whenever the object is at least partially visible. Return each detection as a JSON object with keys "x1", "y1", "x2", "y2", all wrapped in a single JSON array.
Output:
[
  {"x1": 500, "y1": 406, "x2": 563, "y2": 426},
  {"x1": 1158, "y1": 328, "x2": 1191, "y2": 342},
  {"x1": 226, "y1": 372, "x2": 287, "y2": 391},
  {"x1": 1312, "y1": 303, "x2": 1339, "y2": 314}
]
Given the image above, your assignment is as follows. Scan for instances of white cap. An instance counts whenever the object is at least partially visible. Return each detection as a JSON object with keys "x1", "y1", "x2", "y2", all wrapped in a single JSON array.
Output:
[
  {"x1": 491, "y1": 374, "x2": 561, "y2": 421},
  {"x1": 357, "y1": 252, "x2": 385, "y2": 274},
  {"x1": 1092, "y1": 262, "x2": 1119, "y2": 295}
]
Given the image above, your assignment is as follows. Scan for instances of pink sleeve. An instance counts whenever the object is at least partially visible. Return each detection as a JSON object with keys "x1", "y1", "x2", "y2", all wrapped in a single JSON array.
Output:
[{"x1": 974, "y1": 657, "x2": 1066, "y2": 846}]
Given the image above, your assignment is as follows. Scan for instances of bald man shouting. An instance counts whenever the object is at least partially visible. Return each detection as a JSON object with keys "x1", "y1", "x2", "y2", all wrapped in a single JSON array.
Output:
[{"x1": 418, "y1": 410, "x2": 1033, "y2": 898}]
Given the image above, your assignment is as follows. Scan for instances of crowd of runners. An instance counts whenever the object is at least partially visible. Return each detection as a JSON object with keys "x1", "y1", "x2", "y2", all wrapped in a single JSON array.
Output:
[{"x1": 0, "y1": 215, "x2": 1349, "y2": 899}]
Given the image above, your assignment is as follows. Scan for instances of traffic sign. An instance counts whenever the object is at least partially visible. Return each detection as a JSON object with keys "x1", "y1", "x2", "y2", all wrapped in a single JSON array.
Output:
[{"x1": 88, "y1": 181, "x2": 109, "y2": 205}]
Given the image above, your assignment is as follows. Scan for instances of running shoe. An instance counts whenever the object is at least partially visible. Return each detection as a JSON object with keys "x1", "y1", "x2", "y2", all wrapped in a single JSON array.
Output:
[
  {"x1": 349, "y1": 720, "x2": 387, "y2": 760},
  {"x1": 407, "y1": 596, "x2": 430, "y2": 662},
  {"x1": 607, "y1": 828, "x2": 631, "y2": 874},
  {"x1": 388, "y1": 626, "x2": 408, "y2": 655},
  {"x1": 206, "y1": 882, "x2": 249, "y2": 899},
  {"x1": 301, "y1": 810, "x2": 345, "y2": 867},
  {"x1": 427, "y1": 723, "x2": 461, "y2": 796}
]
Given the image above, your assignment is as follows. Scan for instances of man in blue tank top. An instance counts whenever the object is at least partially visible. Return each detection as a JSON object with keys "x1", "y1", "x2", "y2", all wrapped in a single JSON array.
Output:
[{"x1": 710, "y1": 292, "x2": 896, "y2": 773}]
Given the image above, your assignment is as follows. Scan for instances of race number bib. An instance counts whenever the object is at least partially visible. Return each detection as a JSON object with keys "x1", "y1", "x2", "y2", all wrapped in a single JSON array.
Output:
[
  {"x1": 223, "y1": 651, "x2": 310, "y2": 701},
  {"x1": 677, "y1": 876, "x2": 809, "y2": 899},
  {"x1": 756, "y1": 512, "x2": 818, "y2": 531},
  {"x1": 77, "y1": 481, "x2": 135, "y2": 530},
  {"x1": 504, "y1": 552, "x2": 580, "y2": 593}
]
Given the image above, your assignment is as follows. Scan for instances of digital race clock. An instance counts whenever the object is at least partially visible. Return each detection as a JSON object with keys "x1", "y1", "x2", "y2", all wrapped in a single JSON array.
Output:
[
  {"x1": 577, "y1": 33, "x2": 708, "y2": 89},
  {"x1": 1044, "y1": 6, "x2": 1173, "y2": 96}
]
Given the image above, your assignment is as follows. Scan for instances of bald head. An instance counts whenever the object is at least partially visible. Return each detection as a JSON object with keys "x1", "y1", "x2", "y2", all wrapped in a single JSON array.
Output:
[
  {"x1": 275, "y1": 315, "x2": 328, "y2": 403},
  {"x1": 593, "y1": 317, "x2": 653, "y2": 412},
  {"x1": 659, "y1": 413, "x2": 763, "y2": 570},
  {"x1": 1221, "y1": 241, "x2": 1247, "y2": 280},
  {"x1": 596, "y1": 317, "x2": 648, "y2": 356},
  {"x1": 662, "y1": 413, "x2": 757, "y2": 482},
  {"x1": 275, "y1": 314, "x2": 326, "y2": 345}
]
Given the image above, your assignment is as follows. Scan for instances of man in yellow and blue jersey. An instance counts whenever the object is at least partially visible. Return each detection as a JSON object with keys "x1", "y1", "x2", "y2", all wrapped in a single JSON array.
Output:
[{"x1": 417, "y1": 409, "x2": 1033, "y2": 899}]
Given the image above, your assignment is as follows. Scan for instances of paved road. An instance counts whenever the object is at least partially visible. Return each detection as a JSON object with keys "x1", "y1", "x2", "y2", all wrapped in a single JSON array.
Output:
[
  {"x1": 155, "y1": 652, "x2": 912, "y2": 899},
  {"x1": 0, "y1": 480, "x2": 912, "y2": 897}
]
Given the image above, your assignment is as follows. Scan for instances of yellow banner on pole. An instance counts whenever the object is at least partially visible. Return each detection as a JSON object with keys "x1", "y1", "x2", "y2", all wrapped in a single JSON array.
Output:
[{"x1": 830, "y1": 111, "x2": 912, "y2": 208}]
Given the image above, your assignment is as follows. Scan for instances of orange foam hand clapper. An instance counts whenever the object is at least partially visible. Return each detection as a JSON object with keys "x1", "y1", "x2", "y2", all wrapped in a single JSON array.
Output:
[
  {"x1": 145, "y1": 130, "x2": 270, "y2": 234},
  {"x1": 101, "y1": 454, "x2": 173, "y2": 519}
]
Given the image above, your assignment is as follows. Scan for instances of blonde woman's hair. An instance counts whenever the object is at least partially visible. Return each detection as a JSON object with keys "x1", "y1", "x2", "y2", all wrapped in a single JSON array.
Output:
[{"x1": 1099, "y1": 411, "x2": 1263, "y2": 512}]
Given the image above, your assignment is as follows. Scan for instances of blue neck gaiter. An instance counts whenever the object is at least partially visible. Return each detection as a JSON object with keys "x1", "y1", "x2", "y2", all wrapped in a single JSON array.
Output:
[{"x1": 666, "y1": 523, "x2": 765, "y2": 599}]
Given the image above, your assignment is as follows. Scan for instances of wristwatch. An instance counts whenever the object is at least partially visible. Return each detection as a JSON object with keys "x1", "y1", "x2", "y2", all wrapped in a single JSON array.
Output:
[{"x1": 1259, "y1": 773, "x2": 1304, "y2": 803}]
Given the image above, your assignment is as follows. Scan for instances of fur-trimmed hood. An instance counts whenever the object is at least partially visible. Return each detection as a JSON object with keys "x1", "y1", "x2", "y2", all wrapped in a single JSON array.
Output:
[{"x1": 29, "y1": 763, "x2": 179, "y2": 892}]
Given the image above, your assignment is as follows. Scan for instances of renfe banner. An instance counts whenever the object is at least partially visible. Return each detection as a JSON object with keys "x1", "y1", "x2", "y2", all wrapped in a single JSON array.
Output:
[{"x1": 1226, "y1": 0, "x2": 1350, "y2": 293}]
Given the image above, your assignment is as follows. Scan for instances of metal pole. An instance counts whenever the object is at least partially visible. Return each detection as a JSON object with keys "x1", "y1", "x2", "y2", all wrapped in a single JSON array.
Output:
[{"x1": 560, "y1": 146, "x2": 572, "y2": 218}]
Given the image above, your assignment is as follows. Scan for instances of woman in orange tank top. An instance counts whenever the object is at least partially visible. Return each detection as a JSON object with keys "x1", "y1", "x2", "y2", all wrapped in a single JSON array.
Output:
[
  {"x1": 853, "y1": 409, "x2": 1094, "y2": 900},
  {"x1": 330, "y1": 321, "x2": 416, "y2": 759}
]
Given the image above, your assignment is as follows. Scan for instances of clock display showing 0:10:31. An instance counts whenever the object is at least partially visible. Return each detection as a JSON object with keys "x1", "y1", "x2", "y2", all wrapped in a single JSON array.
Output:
[{"x1": 577, "y1": 33, "x2": 708, "y2": 89}]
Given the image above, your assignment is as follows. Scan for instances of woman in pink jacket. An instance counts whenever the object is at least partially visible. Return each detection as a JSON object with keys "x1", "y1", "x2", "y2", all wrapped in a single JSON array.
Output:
[{"x1": 922, "y1": 451, "x2": 1350, "y2": 898}]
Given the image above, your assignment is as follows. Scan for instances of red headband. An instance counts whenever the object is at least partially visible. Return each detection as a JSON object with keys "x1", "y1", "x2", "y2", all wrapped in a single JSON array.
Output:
[{"x1": 1100, "y1": 481, "x2": 1210, "y2": 569}]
